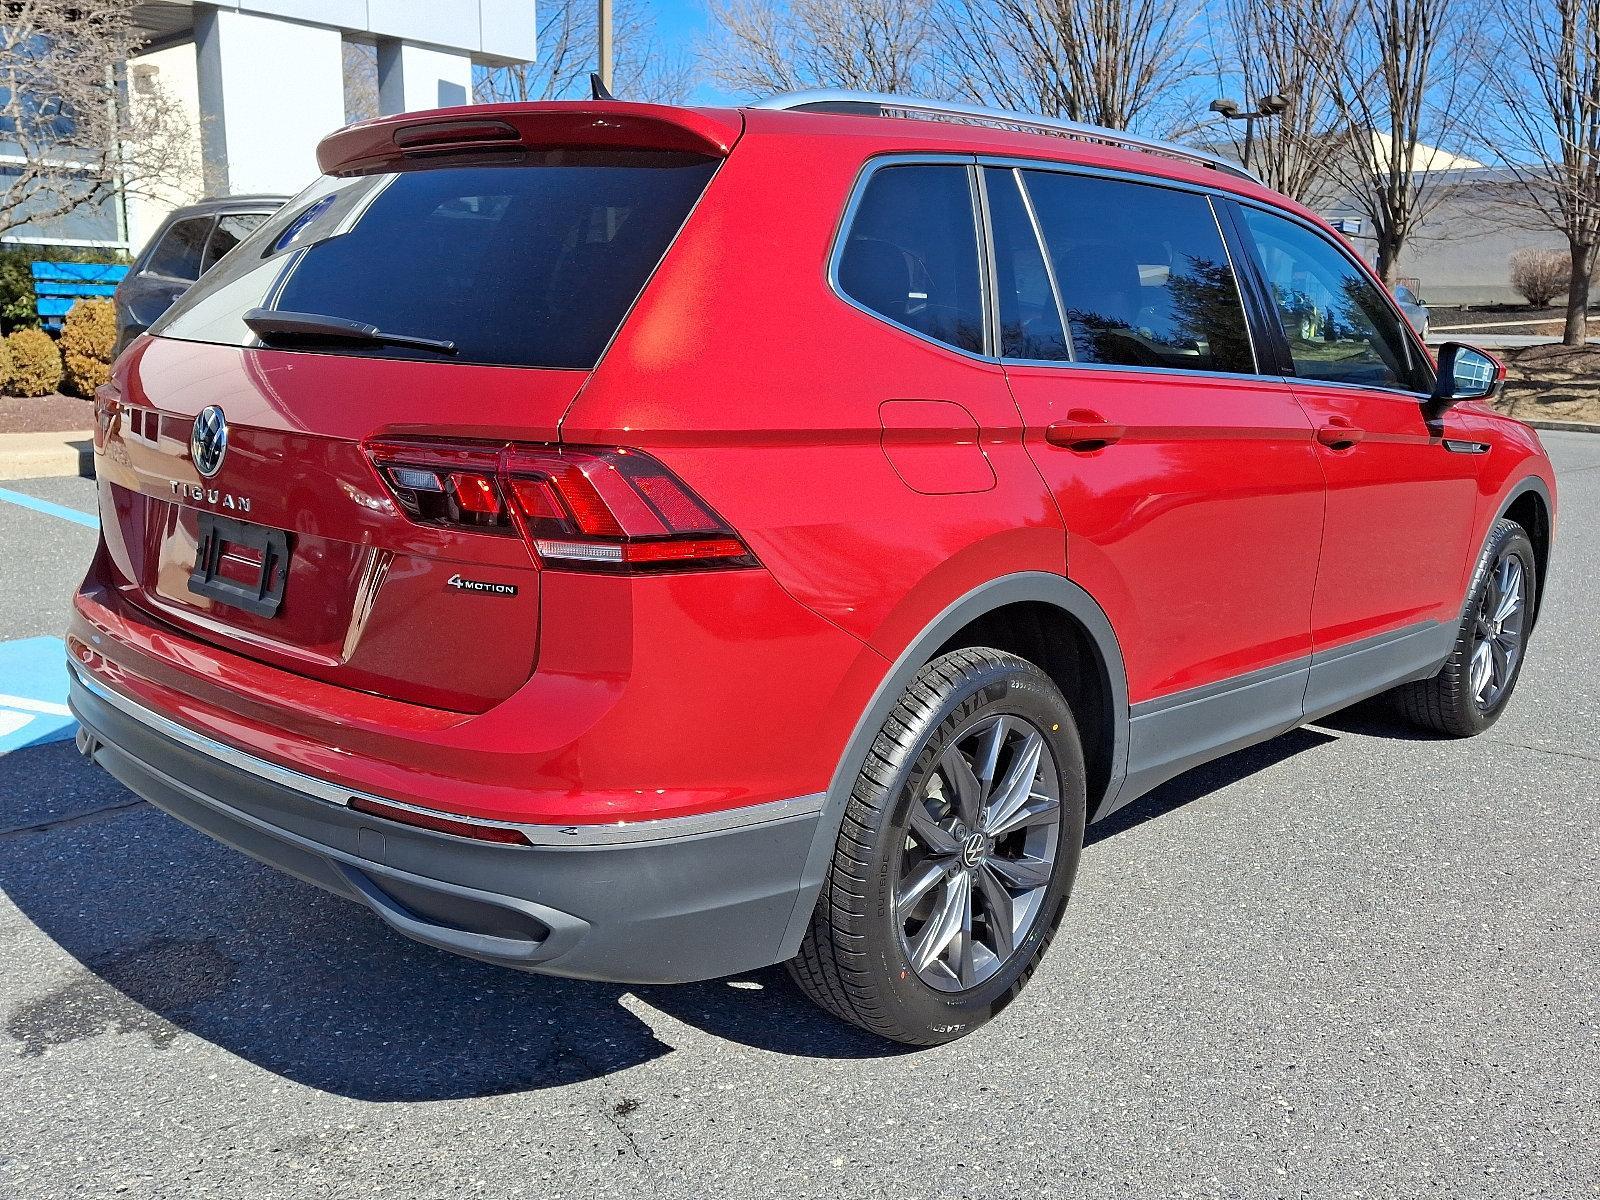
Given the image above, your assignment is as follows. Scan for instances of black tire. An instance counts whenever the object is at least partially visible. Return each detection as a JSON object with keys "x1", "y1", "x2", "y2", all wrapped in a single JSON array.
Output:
[
  {"x1": 787, "y1": 647, "x2": 1087, "y2": 1045},
  {"x1": 1389, "y1": 518, "x2": 1537, "y2": 737}
]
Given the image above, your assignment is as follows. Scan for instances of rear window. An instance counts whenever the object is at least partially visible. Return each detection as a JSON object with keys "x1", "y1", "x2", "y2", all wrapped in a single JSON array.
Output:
[{"x1": 152, "y1": 151, "x2": 718, "y2": 370}]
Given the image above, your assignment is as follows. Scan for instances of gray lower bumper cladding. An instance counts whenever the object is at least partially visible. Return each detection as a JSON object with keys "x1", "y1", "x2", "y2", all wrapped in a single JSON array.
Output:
[{"x1": 67, "y1": 668, "x2": 826, "y2": 985}]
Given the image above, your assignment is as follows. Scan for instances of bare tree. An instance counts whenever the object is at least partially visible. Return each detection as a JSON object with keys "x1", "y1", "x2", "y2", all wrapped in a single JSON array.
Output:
[
  {"x1": 1208, "y1": 0, "x2": 1357, "y2": 204},
  {"x1": 477, "y1": 0, "x2": 693, "y2": 104},
  {"x1": 1306, "y1": 0, "x2": 1483, "y2": 284},
  {"x1": 935, "y1": 0, "x2": 1200, "y2": 135},
  {"x1": 701, "y1": 0, "x2": 935, "y2": 97},
  {"x1": 0, "y1": 0, "x2": 194, "y2": 241},
  {"x1": 1485, "y1": 0, "x2": 1600, "y2": 345}
]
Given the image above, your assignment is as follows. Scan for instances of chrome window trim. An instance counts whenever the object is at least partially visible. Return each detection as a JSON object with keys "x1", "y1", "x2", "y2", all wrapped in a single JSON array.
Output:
[
  {"x1": 827, "y1": 152, "x2": 1002, "y2": 365},
  {"x1": 69, "y1": 663, "x2": 825, "y2": 848}
]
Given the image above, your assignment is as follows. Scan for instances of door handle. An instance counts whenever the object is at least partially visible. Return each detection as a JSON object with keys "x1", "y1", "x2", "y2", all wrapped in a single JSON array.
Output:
[
  {"x1": 1315, "y1": 419, "x2": 1364, "y2": 449},
  {"x1": 1046, "y1": 415, "x2": 1126, "y2": 451}
]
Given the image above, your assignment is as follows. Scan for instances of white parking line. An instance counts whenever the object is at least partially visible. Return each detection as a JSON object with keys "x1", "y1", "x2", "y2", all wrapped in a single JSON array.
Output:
[{"x1": 0, "y1": 692, "x2": 73, "y2": 717}]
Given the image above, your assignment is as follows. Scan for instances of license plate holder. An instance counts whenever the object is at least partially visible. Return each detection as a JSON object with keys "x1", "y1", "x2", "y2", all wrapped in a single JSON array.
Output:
[{"x1": 189, "y1": 512, "x2": 290, "y2": 618}]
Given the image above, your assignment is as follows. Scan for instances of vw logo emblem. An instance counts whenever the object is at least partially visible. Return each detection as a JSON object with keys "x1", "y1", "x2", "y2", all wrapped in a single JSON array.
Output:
[
  {"x1": 191, "y1": 405, "x2": 228, "y2": 478},
  {"x1": 961, "y1": 832, "x2": 987, "y2": 868}
]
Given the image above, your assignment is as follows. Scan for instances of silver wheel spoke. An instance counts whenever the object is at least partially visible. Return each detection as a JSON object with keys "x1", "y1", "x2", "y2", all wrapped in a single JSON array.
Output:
[
  {"x1": 975, "y1": 864, "x2": 1016, "y2": 961},
  {"x1": 1488, "y1": 637, "x2": 1510, "y2": 687},
  {"x1": 982, "y1": 731, "x2": 1045, "y2": 837},
  {"x1": 1470, "y1": 641, "x2": 1493, "y2": 700},
  {"x1": 986, "y1": 792, "x2": 1061, "y2": 839},
  {"x1": 956, "y1": 886, "x2": 977, "y2": 987},
  {"x1": 939, "y1": 744, "x2": 984, "y2": 828},
  {"x1": 897, "y1": 859, "x2": 951, "y2": 915},
  {"x1": 985, "y1": 854, "x2": 1052, "y2": 890},
  {"x1": 911, "y1": 871, "x2": 969, "y2": 974},
  {"x1": 908, "y1": 801, "x2": 960, "y2": 857},
  {"x1": 975, "y1": 716, "x2": 1008, "y2": 801}
]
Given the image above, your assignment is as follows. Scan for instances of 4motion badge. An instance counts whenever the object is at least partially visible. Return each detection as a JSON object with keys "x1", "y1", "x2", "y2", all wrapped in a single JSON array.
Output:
[{"x1": 446, "y1": 573, "x2": 518, "y2": 597}]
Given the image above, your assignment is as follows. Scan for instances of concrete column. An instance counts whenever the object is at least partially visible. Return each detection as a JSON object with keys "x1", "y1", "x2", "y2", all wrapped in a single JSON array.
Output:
[
  {"x1": 375, "y1": 39, "x2": 473, "y2": 115},
  {"x1": 194, "y1": 5, "x2": 345, "y2": 196}
]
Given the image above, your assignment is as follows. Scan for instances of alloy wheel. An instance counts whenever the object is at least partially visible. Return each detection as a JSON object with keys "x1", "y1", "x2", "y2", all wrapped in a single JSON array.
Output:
[
  {"x1": 1470, "y1": 551, "x2": 1526, "y2": 710},
  {"x1": 895, "y1": 714, "x2": 1062, "y2": 992}
]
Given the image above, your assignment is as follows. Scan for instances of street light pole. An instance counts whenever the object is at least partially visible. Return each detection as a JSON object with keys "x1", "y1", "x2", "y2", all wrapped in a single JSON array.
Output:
[
  {"x1": 1208, "y1": 93, "x2": 1290, "y2": 174},
  {"x1": 598, "y1": 0, "x2": 614, "y2": 94}
]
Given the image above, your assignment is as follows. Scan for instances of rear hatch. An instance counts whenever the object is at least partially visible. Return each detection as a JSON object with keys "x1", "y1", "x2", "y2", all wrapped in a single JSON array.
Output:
[{"x1": 94, "y1": 104, "x2": 737, "y2": 713}]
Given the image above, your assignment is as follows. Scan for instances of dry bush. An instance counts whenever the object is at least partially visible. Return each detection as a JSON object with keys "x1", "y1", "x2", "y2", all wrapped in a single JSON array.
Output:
[
  {"x1": 61, "y1": 298, "x2": 116, "y2": 397},
  {"x1": 1508, "y1": 248, "x2": 1569, "y2": 307},
  {"x1": 5, "y1": 328, "x2": 64, "y2": 397}
]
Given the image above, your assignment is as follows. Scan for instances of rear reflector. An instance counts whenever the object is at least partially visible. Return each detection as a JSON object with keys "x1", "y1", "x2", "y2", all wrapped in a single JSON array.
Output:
[
  {"x1": 348, "y1": 795, "x2": 532, "y2": 845},
  {"x1": 366, "y1": 438, "x2": 758, "y2": 574}
]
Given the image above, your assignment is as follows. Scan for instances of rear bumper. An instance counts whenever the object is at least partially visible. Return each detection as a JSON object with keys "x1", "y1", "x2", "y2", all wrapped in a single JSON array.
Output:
[{"x1": 68, "y1": 665, "x2": 827, "y2": 984}]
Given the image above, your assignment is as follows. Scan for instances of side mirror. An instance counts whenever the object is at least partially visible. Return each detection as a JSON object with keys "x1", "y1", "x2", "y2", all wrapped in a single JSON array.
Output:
[{"x1": 1425, "y1": 341, "x2": 1505, "y2": 419}]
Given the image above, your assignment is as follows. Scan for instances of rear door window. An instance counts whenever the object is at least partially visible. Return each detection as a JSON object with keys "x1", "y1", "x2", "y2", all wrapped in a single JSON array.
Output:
[
  {"x1": 1237, "y1": 206, "x2": 1430, "y2": 392},
  {"x1": 143, "y1": 216, "x2": 214, "y2": 281},
  {"x1": 836, "y1": 164, "x2": 985, "y2": 354},
  {"x1": 1021, "y1": 171, "x2": 1255, "y2": 375},
  {"x1": 153, "y1": 151, "x2": 719, "y2": 370}
]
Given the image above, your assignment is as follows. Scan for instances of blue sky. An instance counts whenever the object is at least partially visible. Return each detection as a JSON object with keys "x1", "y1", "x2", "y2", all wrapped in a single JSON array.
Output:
[{"x1": 647, "y1": 0, "x2": 728, "y2": 104}]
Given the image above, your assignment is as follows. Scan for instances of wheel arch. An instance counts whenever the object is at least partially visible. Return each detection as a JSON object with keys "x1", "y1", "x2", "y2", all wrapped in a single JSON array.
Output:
[{"x1": 776, "y1": 573, "x2": 1129, "y2": 959}]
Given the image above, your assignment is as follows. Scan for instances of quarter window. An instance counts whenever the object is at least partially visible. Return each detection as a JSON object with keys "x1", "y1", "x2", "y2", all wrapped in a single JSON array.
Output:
[
  {"x1": 1238, "y1": 206, "x2": 1430, "y2": 392},
  {"x1": 1021, "y1": 172, "x2": 1255, "y2": 375},
  {"x1": 837, "y1": 164, "x2": 985, "y2": 354}
]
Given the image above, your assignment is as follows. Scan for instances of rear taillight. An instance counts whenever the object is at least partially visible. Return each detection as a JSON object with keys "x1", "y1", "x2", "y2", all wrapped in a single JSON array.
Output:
[{"x1": 365, "y1": 439, "x2": 758, "y2": 573}]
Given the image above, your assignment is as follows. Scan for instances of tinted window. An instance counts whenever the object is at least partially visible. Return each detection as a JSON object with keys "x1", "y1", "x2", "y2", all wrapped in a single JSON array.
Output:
[
  {"x1": 986, "y1": 168, "x2": 1069, "y2": 361},
  {"x1": 155, "y1": 152, "x2": 718, "y2": 370},
  {"x1": 144, "y1": 217, "x2": 213, "y2": 281},
  {"x1": 837, "y1": 164, "x2": 984, "y2": 354},
  {"x1": 1239, "y1": 207, "x2": 1429, "y2": 392},
  {"x1": 1022, "y1": 172, "x2": 1254, "y2": 374},
  {"x1": 201, "y1": 212, "x2": 270, "y2": 273}
]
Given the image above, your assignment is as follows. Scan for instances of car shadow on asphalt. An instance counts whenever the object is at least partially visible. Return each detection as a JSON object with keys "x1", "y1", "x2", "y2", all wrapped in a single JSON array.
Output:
[
  {"x1": 1084, "y1": 726, "x2": 1337, "y2": 846},
  {"x1": 0, "y1": 743, "x2": 907, "y2": 1101},
  {"x1": 2, "y1": 722, "x2": 1354, "y2": 1100}
]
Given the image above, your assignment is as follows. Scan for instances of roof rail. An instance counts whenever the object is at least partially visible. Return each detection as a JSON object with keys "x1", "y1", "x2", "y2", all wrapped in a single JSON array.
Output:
[{"x1": 750, "y1": 89, "x2": 1263, "y2": 185}]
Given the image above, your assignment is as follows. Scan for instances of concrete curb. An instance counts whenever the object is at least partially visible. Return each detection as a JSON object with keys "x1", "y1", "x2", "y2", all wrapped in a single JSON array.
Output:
[
  {"x1": 1519, "y1": 418, "x2": 1600, "y2": 435},
  {"x1": 0, "y1": 431, "x2": 95, "y2": 481}
]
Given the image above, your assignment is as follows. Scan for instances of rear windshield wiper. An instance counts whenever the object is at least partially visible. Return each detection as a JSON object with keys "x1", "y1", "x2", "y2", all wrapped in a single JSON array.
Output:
[{"x1": 243, "y1": 308, "x2": 458, "y2": 356}]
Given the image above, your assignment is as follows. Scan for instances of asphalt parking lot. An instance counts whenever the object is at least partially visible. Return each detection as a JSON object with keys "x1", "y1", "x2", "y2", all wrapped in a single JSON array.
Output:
[{"x1": 1, "y1": 435, "x2": 1595, "y2": 1200}]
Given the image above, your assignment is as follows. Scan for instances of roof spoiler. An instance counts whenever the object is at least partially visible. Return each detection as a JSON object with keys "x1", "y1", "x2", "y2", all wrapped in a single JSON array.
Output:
[{"x1": 317, "y1": 102, "x2": 743, "y2": 176}]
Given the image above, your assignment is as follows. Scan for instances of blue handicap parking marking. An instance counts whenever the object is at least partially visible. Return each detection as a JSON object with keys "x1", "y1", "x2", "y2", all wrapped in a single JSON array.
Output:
[{"x1": 0, "y1": 637, "x2": 76, "y2": 754}]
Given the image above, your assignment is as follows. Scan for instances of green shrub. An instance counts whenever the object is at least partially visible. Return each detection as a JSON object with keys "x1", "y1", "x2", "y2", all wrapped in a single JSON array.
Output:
[
  {"x1": 5, "y1": 328, "x2": 64, "y2": 397},
  {"x1": 61, "y1": 297, "x2": 116, "y2": 397}
]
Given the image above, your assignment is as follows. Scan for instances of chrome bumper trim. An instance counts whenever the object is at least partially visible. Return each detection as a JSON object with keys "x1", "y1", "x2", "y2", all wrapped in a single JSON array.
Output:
[{"x1": 68, "y1": 662, "x2": 824, "y2": 847}]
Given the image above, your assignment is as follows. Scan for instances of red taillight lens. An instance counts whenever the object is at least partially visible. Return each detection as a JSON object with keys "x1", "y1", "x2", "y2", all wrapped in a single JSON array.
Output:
[{"x1": 366, "y1": 439, "x2": 758, "y2": 574}]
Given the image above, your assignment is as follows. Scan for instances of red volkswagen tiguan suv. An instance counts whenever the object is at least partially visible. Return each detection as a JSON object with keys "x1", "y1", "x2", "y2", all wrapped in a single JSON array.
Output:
[{"x1": 70, "y1": 94, "x2": 1557, "y2": 1044}]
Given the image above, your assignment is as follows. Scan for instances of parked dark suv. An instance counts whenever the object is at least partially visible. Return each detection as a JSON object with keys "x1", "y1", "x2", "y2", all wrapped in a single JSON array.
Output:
[
  {"x1": 113, "y1": 194, "x2": 287, "y2": 353},
  {"x1": 72, "y1": 94, "x2": 1556, "y2": 1045}
]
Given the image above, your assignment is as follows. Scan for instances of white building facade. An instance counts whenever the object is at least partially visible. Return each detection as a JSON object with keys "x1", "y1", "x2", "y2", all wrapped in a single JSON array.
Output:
[{"x1": 83, "y1": 1, "x2": 534, "y2": 252}]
